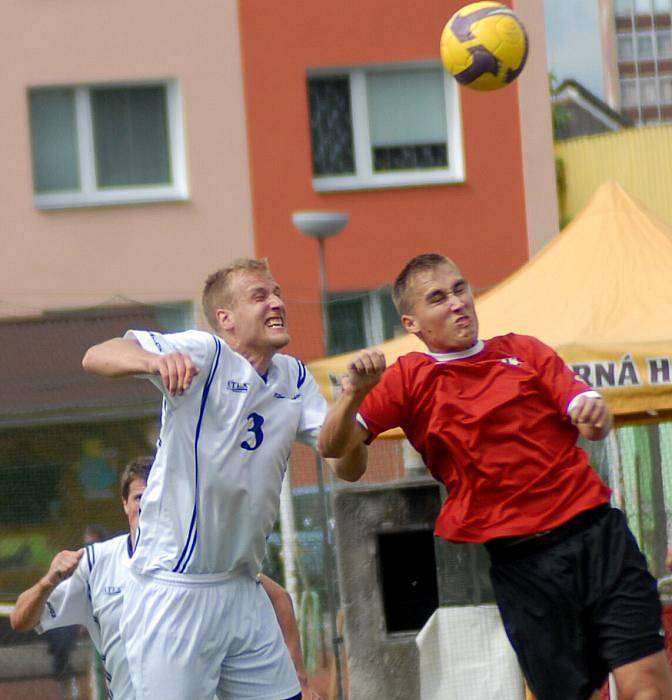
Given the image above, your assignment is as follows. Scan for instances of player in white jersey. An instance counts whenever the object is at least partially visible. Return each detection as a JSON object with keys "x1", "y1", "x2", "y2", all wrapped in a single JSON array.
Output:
[
  {"x1": 81, "y1": 259, "x2": 359, "y2": 699},
  {"x1": 10, "y1": 456, "x2": 321, "y2": 700},
  {"x1": 10, "y1": 456, "x2": 151, "y2": 699}
]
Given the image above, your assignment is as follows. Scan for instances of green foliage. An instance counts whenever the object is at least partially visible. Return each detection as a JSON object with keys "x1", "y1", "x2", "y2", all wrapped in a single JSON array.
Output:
[{"x1": 549, "y1": 73, "x2": 571, "y2": 140}]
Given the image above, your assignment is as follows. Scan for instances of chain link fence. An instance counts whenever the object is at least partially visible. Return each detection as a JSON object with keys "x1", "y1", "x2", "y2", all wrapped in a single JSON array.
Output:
[{"x1": 1, "y1": 301, "x2": 671, "y2": 698}]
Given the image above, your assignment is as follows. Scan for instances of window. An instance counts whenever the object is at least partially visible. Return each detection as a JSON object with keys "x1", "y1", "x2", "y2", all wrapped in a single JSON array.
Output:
[
  {"x1": 0, "y1": 461, "x2": 62, "y2": 524},
  {"x1": 618, "y1": 33, "x2": 635, "y2": 61},
  {"x1": 307, "y1": 63, "x2": 463, "y2": 192},
  {"x1": 28, "y1": 81, "x2": 187, "y2": 209},
  {"x1": 378, "y1": 530, "x2": 439, "y2": 633},
  {"x1": 326, "y1": 287, "x2": 401, "y2": 355},
  {"x1": 640, "y1": 76, "x2": 658, "y2": 103},
  {"x1": 637, "y1": 32, "x2": 655, "y2": 59},
  {"x1": 155, "y1": 302, "x2": 194, "y2": 332},
  {"x1": 656, "y1": 29, "x2": 672, "y2": 57},
  {"x1": 615, "y1": 0, "x2": 633, "y2": 16},
  {"x1": 635, "y1": 0, "x2": 652, "y2": 12},
  {"x1": 620, "y1": 78, "x2": 639, "y2": 106},
  {"x1": 654, "y1": 0, "x2": 672, "y2": 12},
  {"x1": 660, "y1": 76, "x2": 672, "y2": 102}
]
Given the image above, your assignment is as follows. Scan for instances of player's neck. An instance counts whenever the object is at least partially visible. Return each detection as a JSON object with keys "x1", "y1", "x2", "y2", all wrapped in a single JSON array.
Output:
[
  {"x1": 245, "y1": 351, "x2": 273, "y2": 376},
  {"x1": 232, "y1": 343, "x2": 274, "y2": 376}
]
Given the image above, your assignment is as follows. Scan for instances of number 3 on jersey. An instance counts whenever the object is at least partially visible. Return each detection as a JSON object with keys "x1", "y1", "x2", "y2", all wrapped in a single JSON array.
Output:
[{"x1": 241, "y1": 412, "x2": 264, "y2": 451}]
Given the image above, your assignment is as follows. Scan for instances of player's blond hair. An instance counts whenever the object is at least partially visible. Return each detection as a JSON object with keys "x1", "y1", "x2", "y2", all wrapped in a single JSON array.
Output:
[
  {"x1": 392, "y1": 253, "x2": 460, "y2": 315},
  {"x1": 120, "y1": 456, "x2": 153, "y2": 502},
  {"x1": 202, "y1": 258, "x2": 272, "y2": 330}
]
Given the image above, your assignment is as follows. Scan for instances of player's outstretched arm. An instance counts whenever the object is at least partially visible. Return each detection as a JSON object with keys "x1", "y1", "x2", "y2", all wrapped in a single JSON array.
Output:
[
  {"x1": 569, "y1": 395, "x2": 613, "y2": 441},
  {"x1": 318, "y1": 349, "x2": 386, "y2": 482},
  {"x1": 259, "y1": 575, "x2": 323, "y2": 700},
  {"x1": 10, "y1": 549, "x2": 84, "y2": 632},
  {"x1": 82, "y1": 337, "x2": 199, "y2": 396}
]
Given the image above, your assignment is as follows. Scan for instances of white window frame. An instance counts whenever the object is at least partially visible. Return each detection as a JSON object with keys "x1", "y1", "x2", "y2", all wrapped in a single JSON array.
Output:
[
  {"x1": 32, "y1": 80, "x2": 188, "y2": 210},
  {"x1": 308, "y1": 61, "x2": 464, "y2": 193}
]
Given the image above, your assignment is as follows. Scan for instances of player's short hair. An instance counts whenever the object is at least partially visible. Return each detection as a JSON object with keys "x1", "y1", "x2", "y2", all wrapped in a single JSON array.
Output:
[
  {"x1": 392, "y1": 253, "x2": 459, "y2": 315},
  {"x1": 202, "y1": 258, "x2": 272, "y2": 330},
  {"x1": 120, "y1": 456, "x2": 153, "y2": 501}
]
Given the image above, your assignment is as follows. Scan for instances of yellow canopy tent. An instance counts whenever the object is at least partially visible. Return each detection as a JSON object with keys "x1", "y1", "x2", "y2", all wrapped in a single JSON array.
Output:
[{"x1": 308, "y1": 181, "x2": 672, "y2": 427}]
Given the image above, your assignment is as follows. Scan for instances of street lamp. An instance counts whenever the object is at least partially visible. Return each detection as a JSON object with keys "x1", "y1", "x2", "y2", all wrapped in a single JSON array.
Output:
[
  {"x1": 292, "y1": 209, "x2": 349, "y2": 700},
  {"x1": 292, "y1": 210, "x2": 349, "y2": 353}
]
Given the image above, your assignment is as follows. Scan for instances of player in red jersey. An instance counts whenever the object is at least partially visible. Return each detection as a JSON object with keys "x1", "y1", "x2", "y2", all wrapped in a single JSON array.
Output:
[{"x1": 319, "y1": 253, "x2": 672, "y2": 700}]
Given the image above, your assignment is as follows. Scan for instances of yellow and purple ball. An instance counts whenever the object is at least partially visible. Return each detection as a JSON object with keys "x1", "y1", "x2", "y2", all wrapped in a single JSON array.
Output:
[{"x1": 440, "y1": 1, "x2": 529, "y2": 91}]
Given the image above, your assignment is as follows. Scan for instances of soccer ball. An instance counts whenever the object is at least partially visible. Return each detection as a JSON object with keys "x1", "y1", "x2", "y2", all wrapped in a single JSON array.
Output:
[{"x1": 440, "y1": 1, "x2": 528, "y2": 91}]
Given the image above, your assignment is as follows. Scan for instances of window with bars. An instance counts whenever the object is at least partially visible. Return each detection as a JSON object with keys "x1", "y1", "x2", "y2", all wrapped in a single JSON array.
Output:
[
  {"x1": 307, "y1": 63, "x2": 463, "y2": 192},
  {"x1": 28, "y1": 81, "x2": 187, "y2": 209}
]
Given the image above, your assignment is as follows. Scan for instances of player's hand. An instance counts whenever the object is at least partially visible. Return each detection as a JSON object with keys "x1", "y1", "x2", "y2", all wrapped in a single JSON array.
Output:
[
  {"x1": 149, "y1": 352, "x2": 199, "y2": 396},
  {"x1": 44, "y1": 549, "x2": 84, "y2": 588},
  {"x1": 569, "y1": 395, "x2": 609, "y2": 430},
  {"x1": 300, "y1": 679, "x2": 323, "y2": 700},
  {"x1": 342, "y1": 349, "x2": 386, "y2": 397}
]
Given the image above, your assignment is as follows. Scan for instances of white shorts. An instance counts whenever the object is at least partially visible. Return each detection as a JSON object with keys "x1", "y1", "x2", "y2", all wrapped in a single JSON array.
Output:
[{"x1": 120, "y1": 570, "x2": 300, "y2": 700}]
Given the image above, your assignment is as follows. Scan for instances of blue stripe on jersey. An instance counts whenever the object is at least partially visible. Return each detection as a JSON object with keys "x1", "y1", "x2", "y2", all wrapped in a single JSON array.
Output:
[
  {"x1": 173, "y1": 336, "x2": 222, "y2": 574},
  {"x1": 296, "y1": 359, "x2": 306, "y2": 388},
  {"x1": 85, "y1": 544, "x2": 95, "y2": 572}
]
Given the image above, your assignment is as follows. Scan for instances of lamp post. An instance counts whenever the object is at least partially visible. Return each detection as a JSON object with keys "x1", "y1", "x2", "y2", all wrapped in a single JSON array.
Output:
[
  {"x1": 291, "y1": 210, "x2": 349, "y2": 353},
  {"x1": 292, "y1": 210, "x2": 349, "y2": 700}
]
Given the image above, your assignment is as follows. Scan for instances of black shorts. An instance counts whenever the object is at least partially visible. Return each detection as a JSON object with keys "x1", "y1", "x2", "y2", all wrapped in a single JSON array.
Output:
[{"x1": 486, "y1": 505, "x2": 665, "y2": 700}]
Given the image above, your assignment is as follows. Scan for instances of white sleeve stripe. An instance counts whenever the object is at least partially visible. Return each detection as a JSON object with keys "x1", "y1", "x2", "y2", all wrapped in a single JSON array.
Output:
[
  {"x1": 566, "y1": 390, "x2": 602, "y2": 414},
  {"x1": 356, "y1": 413, "x2": 369, "y2": 430}
]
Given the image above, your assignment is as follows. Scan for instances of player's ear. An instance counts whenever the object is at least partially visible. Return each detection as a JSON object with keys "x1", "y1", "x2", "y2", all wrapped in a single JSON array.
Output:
[
  {"x1": 216, "y1": 307, "x2": 234, "y2": 332},
  {"x1": 121, "y1": 497, "x2": 130, "y2": 517},
  {"x1": 401, "y1": 313, "x2": 419, "y2": 334}
]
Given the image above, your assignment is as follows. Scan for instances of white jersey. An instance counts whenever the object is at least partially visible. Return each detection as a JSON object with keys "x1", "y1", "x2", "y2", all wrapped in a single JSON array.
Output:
[
  {"x1": 37, "y1": 534, "x2": 133, "y2": 700},
  {"x1": 125, "y1": 329, "x2": 327, "y2": 577}
]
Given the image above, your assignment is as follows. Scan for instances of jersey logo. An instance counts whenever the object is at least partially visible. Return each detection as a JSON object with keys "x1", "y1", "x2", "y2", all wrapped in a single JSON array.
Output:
[
  {"x1": 500, "y1": 357, "x2": 523, "y2": 366},
  {"x1": 273, "y1": 392, "x2": 300, "y2": 400},
  {"x1": 103, "y1": 586, "x2": 122, "y2": 595},
  {"x1": 46, "y1": 601, "x2": 56, "y2": 618},
  {"x1": 227, "y1": 380, "x2": 249, "y2": 393}
]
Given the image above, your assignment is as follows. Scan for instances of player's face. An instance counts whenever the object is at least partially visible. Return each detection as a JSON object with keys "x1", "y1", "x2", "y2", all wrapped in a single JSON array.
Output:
[
  {"x1": 224, "y1": 271, "x2": 290, "y2": 352},
  {"x1": 401, "y1": 263, "x2": 478, "y2": 352},
  {"x1": 122, "y1": 478, "x2": 146, "y2": 538}
]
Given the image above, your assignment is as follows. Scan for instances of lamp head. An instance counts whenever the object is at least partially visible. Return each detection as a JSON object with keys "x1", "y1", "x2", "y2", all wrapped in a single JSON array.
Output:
[{"x1": 292, "y1": 211, "x2": 349, "y2": 240}]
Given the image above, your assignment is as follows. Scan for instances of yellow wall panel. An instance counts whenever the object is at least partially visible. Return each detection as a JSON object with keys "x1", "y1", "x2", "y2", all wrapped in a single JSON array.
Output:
[{"x1": 555, "y1": 124, "x2": 672, "y2": 226}]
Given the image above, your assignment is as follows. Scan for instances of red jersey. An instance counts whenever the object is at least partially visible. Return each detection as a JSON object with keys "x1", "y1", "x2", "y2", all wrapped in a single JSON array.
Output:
[{"x1": 358, "y1": 334, "x2": 611, "y2": 542}]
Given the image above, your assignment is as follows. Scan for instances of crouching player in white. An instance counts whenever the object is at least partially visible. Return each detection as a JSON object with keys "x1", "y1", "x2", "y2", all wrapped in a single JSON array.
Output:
[
  {"x1": 10, "y1": 456, "x2": 321, "y2": 700},
  {"x1": 81, "y1": 259, "x2": 357, "y2": 700}
]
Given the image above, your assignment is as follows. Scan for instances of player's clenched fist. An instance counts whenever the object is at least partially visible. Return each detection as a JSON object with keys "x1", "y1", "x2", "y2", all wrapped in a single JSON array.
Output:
[
  {"x1": 44, "y1": 549, "x2": 84, "y2": 588},
  {"x1": 569, "y1": 395, "x2": 612, "y2": 441},
  {"x1": 149, "y1": 352, "x2": 199, "y2": 396},
  {"x1": 342, "y1": 349, "x2": 386, "y2": 397},
  {"x1": 569, "y1": 395, "x2": 609, "y2": 429}
]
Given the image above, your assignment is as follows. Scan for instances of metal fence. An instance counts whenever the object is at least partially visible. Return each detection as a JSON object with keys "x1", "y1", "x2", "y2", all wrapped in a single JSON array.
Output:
[{"x1": 1, "y1": 297, "x2": 671, "y2": 699}]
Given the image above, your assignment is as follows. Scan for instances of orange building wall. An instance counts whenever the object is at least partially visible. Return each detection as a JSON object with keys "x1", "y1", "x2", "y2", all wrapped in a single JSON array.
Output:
[{"x1": 239, "y1": 0, "x2": 530, "y2": 359}]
